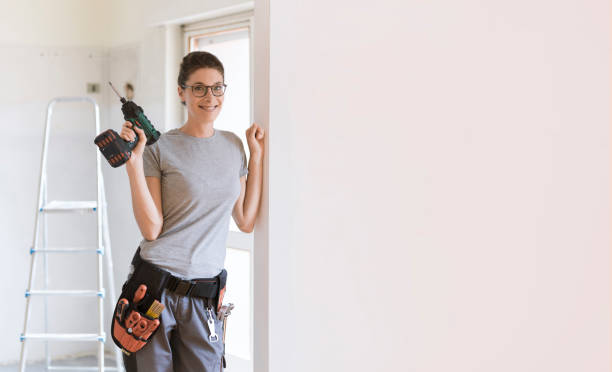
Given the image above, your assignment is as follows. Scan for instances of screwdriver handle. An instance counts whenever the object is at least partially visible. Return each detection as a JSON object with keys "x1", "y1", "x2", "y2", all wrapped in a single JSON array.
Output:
[
  {"x1": 125, "y1": 311, "x2": 141, "y2": 330},
  {"x1": 142, "y1": 319, "x2": 160, "y2": 340},
  {"x1": 132, "y1": 318, "x2": 149, "y2": 338},
  {"x1": 133, "y1": 284, "x2": 147, "y2": 304},
  {"x1": 116, "y1": 298, "x2": 129, "y2": 322}
]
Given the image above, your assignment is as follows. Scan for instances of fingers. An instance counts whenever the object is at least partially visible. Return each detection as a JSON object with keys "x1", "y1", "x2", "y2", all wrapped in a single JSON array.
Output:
[
  {"x1": 120, "y1": 121, "x2": 137, "y2": 142},
  {"x1": 119, "y1": 121, "x2": 146, "y2": 160},
  {"x1": 132, "y1": 124, "x2": 145, "y2": 141},
  {"x1": 246, "y1": 123, "x2": 265, "y2": 140},
  {"x1": 119, "y1": 121, "x2": 147, "y2": 145},
  {"x1": 132, "y1": 125, "x2": 146, "y2": 154}
]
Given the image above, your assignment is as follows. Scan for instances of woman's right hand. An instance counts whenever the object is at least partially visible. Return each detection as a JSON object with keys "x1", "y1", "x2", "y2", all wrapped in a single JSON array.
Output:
[{"x1": 119, "y1": 121, "x2": 147, "y2": 164}]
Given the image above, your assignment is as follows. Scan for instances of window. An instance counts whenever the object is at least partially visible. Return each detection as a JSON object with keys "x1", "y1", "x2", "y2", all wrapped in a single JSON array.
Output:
[
  {"x1": 184, "y1": 11, "x2": 254, "y2": 369},
  {"x1": 189, "y1": 28, "x2": 251, "y2": 233}
]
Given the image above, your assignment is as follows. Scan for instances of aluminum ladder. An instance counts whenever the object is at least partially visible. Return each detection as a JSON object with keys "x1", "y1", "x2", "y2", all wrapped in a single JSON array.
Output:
[{"x1": 19, "y1": 97, "x2": 124, "y2": 372}]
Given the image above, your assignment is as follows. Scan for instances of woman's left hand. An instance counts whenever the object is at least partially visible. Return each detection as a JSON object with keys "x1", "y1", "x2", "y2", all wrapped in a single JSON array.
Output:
[{"x1": 246, "y1": 123, "x2": 265, "y2": 160}]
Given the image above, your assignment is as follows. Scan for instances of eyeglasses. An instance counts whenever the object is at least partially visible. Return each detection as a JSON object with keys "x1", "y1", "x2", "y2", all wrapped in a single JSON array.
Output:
[{"x1": 182, "y1": 83, "x2": 227, "y2": 97}]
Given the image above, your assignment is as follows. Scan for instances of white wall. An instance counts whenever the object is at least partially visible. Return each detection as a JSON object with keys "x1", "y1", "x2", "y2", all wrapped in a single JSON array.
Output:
[
  {"x1": 263, "y1": 0, "x2": 610, "y2": 371},
  {"x1": 105, "y1": 0, "x2": 249, "y2": 48},
  {"x1": 0, "y1": 0, "x2": 109, "y2": 46}
]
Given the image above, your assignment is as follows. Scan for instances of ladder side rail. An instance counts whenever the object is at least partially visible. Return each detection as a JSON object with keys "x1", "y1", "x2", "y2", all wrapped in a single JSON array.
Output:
[
  {"x1": 96, "y1": 103, "x2": 124, "y2": 371},
  {"x1": 102, "y1": 185, "x2": 125, "y2": 372},
  {"x1": 43, "y1": 175, "x2": 50, "y2": 370},
  {"x1": 42, "y1": 105, "x2": 52, "y2": 371},
  {"x1": 93, "y1": 101, "x2": 105, "y2": 372},
  {"x1": 20, "y1": 99, "x2": 57, "y2": 372}
]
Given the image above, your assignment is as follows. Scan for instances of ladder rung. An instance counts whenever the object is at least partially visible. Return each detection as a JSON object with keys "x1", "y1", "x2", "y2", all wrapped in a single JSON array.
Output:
[
  {"x1": 40, "y1": 201, "x2": 98, "y2": 213},
  {"x1": 31, "y1": 247, "x2": 101, "y2": 254},
  {"x1": 26, "y1": 290, "x2": 103, "y2": 297},
  {"x1": 48, "y1": 367, "x2": 119, "y2": 371},
  {"x1": 21, "y1": 333, "x2": 104, "y2": 342}
]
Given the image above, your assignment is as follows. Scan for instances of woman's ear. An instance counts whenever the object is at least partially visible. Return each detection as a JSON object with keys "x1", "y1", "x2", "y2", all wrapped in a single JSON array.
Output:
[{"x1": 178, "y1": 85, "x2": 185, "y2": 104}]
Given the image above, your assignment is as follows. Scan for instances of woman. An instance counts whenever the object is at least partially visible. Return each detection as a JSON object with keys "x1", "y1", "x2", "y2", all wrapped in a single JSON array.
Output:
[{"x1": 119, "y1": 51, "x2": 264, "y2": 371}]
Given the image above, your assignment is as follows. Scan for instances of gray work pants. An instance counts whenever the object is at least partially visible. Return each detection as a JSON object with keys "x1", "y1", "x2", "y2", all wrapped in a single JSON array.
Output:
[{"x1": 123, "y1": 289, "x2": 225, "y2": 372}]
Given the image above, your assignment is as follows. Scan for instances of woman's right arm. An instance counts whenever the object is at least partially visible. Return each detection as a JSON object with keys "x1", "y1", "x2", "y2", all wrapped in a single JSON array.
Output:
[{"x1": 120, "y1": 122, "x2": 163, "y2": 241}]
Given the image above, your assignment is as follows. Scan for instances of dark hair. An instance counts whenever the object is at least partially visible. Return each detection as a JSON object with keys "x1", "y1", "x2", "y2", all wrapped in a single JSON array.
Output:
[{"x1": 177, "y1": 51, "x2": 225, "y2": 88}]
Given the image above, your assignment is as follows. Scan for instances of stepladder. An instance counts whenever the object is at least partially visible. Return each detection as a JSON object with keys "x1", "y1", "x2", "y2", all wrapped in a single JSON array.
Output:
[{"x1": 19, "y1": 97, "x2": 124, "y2": 371}]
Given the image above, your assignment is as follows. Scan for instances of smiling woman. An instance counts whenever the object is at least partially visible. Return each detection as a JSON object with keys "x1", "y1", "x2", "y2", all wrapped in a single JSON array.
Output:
[
  {"x1": 116, "y1": 50, "x2": 264, "y2": 371},
  {"x1": 178, "y1": 53, "x2": 226, "y2": 136}
]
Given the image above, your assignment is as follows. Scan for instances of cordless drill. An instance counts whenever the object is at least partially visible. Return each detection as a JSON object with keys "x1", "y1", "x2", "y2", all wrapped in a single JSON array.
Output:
[{"x1": 94, "y1": 82, "x2": 161, "y2": 168}]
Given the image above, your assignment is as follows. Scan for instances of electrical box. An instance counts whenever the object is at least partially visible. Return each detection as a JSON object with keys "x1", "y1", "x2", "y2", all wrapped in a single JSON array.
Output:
[{"x1": 87, "y1": 83, "x2": 100, "y2": 94}]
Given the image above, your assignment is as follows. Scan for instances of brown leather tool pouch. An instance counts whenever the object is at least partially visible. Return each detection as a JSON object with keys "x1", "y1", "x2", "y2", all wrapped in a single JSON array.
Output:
[{"x1": 111, "y1": 249, "x2": 169, "y2": 355}]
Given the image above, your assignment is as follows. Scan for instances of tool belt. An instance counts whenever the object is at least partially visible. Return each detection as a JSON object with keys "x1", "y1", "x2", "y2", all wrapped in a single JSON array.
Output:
[{"x1": 111, "y1": 247, "x2": 228, "y2": 355}]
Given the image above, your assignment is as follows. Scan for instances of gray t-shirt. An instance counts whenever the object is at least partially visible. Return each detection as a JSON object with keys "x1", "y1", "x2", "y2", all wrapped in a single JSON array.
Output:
[{"x1": 139, "y1": 128, "x2": 248, "y2": 279}]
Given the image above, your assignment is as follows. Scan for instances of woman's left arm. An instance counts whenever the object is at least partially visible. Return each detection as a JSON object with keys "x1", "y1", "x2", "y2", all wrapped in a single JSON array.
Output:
[{"x1": 232, "y1": 123, "x2": 265, "y2": 233}]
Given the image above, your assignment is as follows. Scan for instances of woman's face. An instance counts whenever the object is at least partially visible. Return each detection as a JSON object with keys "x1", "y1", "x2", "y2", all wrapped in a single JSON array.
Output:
[{"x1": 179, "y1": 67, "x2": 224, "y2": 124}]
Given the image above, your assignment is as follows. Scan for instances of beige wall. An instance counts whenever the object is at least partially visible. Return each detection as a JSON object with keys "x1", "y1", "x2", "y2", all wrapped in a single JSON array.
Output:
[
  {"x1": 264, "y1": 0, "x2": 610, "y2": 371},
  {"x1": 105, "y1": 0, "x2": 249, "y2": 47},
  {"x1": 0, "y1": 0, "x2": 247, "y2": 48},
  {"x1": 0, "y1": 0, "x2": 109, "y2": 46}
]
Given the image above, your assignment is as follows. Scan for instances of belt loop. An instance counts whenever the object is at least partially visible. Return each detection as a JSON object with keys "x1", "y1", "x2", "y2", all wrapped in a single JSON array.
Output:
[
  {"x1": 166, "y1": 276, "x2": 177, "y2": 291},
  {"x1": 174, "y1": 280, "x2": 194, "y2": 296},
  {"x1": 213, "y1": 273, "x2": 221, "y2": 310}
]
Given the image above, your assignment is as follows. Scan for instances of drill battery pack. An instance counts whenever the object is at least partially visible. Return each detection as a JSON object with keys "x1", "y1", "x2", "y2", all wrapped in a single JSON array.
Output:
[{"x1": 94, "y1": 129, "x2": 133, "y2": 168}]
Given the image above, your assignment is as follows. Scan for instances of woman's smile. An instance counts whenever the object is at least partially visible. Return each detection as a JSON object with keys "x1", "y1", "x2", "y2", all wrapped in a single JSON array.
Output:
[{"x1": 198, "y1": 104, "x2": 218, "y2": 112}]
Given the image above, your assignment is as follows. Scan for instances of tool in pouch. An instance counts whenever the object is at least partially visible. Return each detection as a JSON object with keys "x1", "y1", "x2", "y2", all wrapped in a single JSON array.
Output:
[
  {"x1": 217, "y1": 303, "x2": 235, "y2": 369},
  {"x1": 202, "y1": 283, "x2": 225, "y2": 343},
  {"x1": 206, "y1": 307, "x2": 219, "y2": 343},
  {"x1": 93, "y1": 82, "x2": 161, "y2": 168},
  {"x1": 111, "y1": 284, "x2": 164, "y2": 355}
]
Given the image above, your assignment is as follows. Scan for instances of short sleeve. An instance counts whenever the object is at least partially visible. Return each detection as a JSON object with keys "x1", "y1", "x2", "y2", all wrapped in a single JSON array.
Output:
[
  {"x1": 238, "y1": 136, "x2": 249, "y2": 178},
  {"x1": 142, "y1": 143, "x2": 162, "y2": 178}
]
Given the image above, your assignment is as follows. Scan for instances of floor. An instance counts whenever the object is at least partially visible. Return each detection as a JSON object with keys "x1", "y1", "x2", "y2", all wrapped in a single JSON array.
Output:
[
  {"x1": 0, "y1": 354, "x2": 116, "y2": 371},
  {"x1": 0, "y1": 353, "x2": 251, "y2": 371}
]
